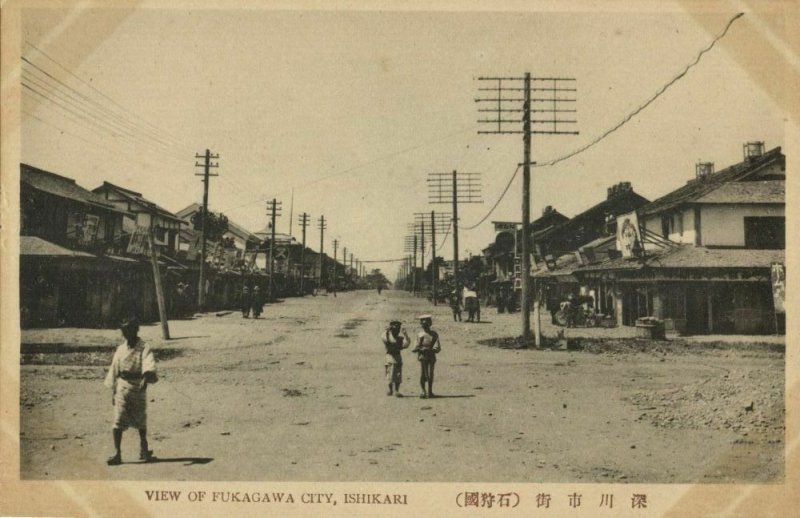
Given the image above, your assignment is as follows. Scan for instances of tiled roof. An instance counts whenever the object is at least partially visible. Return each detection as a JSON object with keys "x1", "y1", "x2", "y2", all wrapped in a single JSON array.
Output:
[
  {"x1": 93, "y1": 182, "x2": 185, "y2": 223},
  {"x1": 533, "y1": 253, "x2": 580, "y2": 278},
  {"x1": 573, "y1": 254, "x2": 645, "y2": 272},
  {"x1": 574, "y1": 245, "x2": 783, "y2": 274},
  {"x1": 694, "y1": 180, "x2": 784, "y2": 204},
  {"x1": 649, "y1": 246, "x2": 784, "y2": 269},
  {"x1": 20, "y1": 236, "x2": 96, "y2": 257},
  {"x1": 639, "y1": 147, "x2": 784, "y2": 216},
  {"x1": 21, "y1": 164, "x2": 126, "y2": 214},
  {"x1": 174, "y1": 203, "x2": 259, "y2": 242},
  {"x1": 579, "y1": 235, "x2": 616, "y2": 250}
]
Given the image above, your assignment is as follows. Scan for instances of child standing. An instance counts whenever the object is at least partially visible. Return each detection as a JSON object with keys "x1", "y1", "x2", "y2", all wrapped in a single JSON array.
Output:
[
  {"x1": 413, "y1": 315, "x2": 441, "y2": 398},
  {"x1": 382, "y1": 320, "x2": 410, "y2": 396}
]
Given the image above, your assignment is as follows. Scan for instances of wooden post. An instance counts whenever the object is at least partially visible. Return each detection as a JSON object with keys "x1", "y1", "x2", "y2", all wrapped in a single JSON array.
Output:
[{"x1": 147, "y1": 229, "x2": 170, "y2": 339}]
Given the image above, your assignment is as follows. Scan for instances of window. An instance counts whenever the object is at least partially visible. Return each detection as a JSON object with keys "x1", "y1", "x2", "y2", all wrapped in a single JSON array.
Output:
[{"x1": 744, "y1": 217, "x2": 785, "y2": 249}]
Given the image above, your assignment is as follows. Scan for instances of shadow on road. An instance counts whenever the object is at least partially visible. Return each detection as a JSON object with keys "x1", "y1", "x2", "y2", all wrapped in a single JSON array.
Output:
[
  {"x1": 429, "y1": 394, "x2": 475, "y2": 399},
  {"x1": 139, "y1": 457, "x2": 214, "y2": 466},
  {"x1": 168, "y1": 335, "x2": 211, "y2": 341}
]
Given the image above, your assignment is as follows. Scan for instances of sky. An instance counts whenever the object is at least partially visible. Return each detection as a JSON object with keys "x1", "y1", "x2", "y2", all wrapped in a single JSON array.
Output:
[{"x1": 19, "y1": 4, "x2": 787, "y2": 280}]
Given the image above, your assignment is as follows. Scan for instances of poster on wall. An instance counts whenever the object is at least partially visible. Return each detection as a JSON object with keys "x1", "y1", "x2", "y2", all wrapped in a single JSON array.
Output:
[
  {"x1": 80, "y1": 214, "x2": 100, "y2": 246},
  {"x1": 616, "y1": 210, "x2": 642, "y2": 258},
  {"x1": 771, "y1": 262, "x2": 785, "y2": 314}
]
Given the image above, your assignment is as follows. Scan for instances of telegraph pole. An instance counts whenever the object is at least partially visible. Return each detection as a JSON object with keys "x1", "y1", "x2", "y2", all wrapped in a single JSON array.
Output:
[
  {"x1": 318, "y1": 215, "x2": 326, "y2": 292},
  {"x1": 194, "y1": 149, "x2": 219, "y2": 310},
  {"x1": 343, "y1": 246, "x2": 347, "y2": 291},
  {"x1": 414, "y1": 211, "x2": 450, "y2": 304},
  {"x1": 146, "y1": 226, "x2": 170, "y2": 339},
  {"x1": 476, "y1": 73, "x2": 578, "y2": 344},
  {"x1": 298, "y1": 212, "x2": 310, "y2": 295},
  {"x1": 332, "y1": 239, "x2": 339, "y2": 297},
  {"x1": 266, "y1": 198, "x2": 282, "y2": 302},
  {"x1": 431, "y1": 211, "x2": 438, "y2": 305},
  {"x1": 428, "y1": 172, "x2": 481, "y2": 294}
]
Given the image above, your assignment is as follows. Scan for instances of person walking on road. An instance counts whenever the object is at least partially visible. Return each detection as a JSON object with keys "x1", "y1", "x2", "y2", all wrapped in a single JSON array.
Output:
[
  {"x1": 104, "y1": 318, "x2": 158, "y2": 465},
  {"x1": 413, "y1": 315, "x2": 441, "y2": 398},
  {"x1": 241, "y1": 285, "x2": 251, "y2": 318},
  {"x1": 251, "y1": 285, "x2": 263, "y2": 318},
  {"x1": 448, "y1": 290, "x2": 462, "y2": 322},
  {"x1": 463, "y1": 285, "x2": 478, "y2": 323},
  {"x1": 382, "y1": 320, "x2": 410, "y2": 396}
]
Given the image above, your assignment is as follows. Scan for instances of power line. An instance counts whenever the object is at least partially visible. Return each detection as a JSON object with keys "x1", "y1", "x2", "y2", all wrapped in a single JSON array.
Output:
[
  {"x1": 24, "y1": 41, "x2": 194, "y2": 152},
  {"x1": 21, "y1": 85, "x2": 184, "y2": 168},
  {"x1": 22, "y1": 107, "x2": 173, "y2": 172},
  {"x1": 22, "y1": 58, "x2": 188, "y2": 160},
  {"x1": 21, "y1": 78, "x2": 187, "y2": 164},
  {"x1": 218, "y1": 124, "x2": 477, "y2": 213},
  {"x1": 534, "y1": 12, "x2": 744, "y2": 168},
  {"x1": 463, "y1": 12, "x2": 744, "y2": 231},
  {"x1": 462, "y1": 165, "x2": 520, "y2": 230}
]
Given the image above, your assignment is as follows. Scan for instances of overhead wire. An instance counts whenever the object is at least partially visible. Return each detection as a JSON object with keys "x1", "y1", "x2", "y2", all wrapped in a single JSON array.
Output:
[
  {"x1": 219, "y1": 124, "x2": 477, "y2": 213},
  {"x1": 24, "y1": 41, "x2": 194, "y2": 152},
  {"x1": 461, "y1": 12, "x2": 744, "y2": 231},
  {"x1": 22, "y1": 58, "x2": 189, "y2": 161}
]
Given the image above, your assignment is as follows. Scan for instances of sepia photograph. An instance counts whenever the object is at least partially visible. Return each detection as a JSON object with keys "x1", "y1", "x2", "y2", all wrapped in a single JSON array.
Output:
[{"x1": 1, "y1": 0, "x2": 797, "y2": 516}]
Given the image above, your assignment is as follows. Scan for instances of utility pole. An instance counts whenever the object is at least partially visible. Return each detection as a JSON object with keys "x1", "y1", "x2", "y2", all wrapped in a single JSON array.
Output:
[
  {"x1": 146, "y1": 226, "x2": 170, "y2": 339},
  {"x1": 343, "y1": 246, "x2": 347, "y2": 291},
  {"x1": 431, "y1": 211, "x2": 438, "y2": 305},
  {"x1": 194, "y1": 149, "x2": 219, "y2": 310},
  {"x1": 298, "y1": 212, "x2": 310, "y2": 296},
  {"x1": 318, "y1": 215, "x2": 326, "y2": 292},
  {"x1": 415, "y1": 211, "x2": 451, "y2": 305},
  {"x1": 332, "y1": 239, "x2": 339, "y2": 297},
  {"x1": 476, "y1": 73, "x2": 578, "y2": 344},
  {"x1": 266, "y1": 198, "x2": 282, "y2": 302},
  {"x1": 428, "y1": 172, "x2": 481, "y2": 295}
]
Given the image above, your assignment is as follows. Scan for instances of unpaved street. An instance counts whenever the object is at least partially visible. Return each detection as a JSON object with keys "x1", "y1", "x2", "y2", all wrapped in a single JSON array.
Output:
[{"x1": 20, "y1": 290, "x2": 784, "y2": 482}]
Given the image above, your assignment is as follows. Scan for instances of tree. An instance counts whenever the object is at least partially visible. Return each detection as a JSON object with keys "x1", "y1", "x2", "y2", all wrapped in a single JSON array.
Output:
[{"x1": 190, "y1": 209, "x2": 229, "y2": 242}]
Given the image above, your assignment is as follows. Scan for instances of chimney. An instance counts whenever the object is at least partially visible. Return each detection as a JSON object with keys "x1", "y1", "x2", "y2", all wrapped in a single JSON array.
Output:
[
  {"x1": 542, "y1": 205, "x2": 553, "y2": 216},
  {"x1": 696, "y1": 161, "x2": 714, "y2": 179},
  {"x1": 743, "y1": 141, "x2": 765, "y2": 160}
]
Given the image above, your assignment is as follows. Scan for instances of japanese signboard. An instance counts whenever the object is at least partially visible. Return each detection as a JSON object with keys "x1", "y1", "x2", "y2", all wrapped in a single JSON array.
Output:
[
  {"x1": 493, "y1": 221, "x2": 518, "y2": 232},
  {"x1": 126, "y1": 225, "x2": 151, "y2": 256}
]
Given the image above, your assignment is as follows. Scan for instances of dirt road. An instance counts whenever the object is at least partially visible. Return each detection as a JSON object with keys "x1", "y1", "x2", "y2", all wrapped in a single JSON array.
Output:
[{"x1": 20, "y1": 290, "x2": 784, "y2": 482}]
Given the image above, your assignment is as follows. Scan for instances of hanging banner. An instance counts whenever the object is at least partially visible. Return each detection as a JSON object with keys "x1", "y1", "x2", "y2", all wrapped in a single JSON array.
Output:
[
  {"x1": 771, "y1": 263, "x2": 785, "y2": 314},
  {"x1": 127, "y1": 226, "x2": 151, "y2": 256},
  {"x1": 616, "y1": 211, "x2": 643, "y2": 258},
  {"x1": 244, "y1": 250, "x2": 258, "y2": 269}
]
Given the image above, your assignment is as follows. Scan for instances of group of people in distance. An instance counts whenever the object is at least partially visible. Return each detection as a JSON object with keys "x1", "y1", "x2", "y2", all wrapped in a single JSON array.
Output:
[
  {"x1": 240, "y1": 285, "x2": 264, "y2": 319},
  {"x1": 448, "y1": 285, "x2": 481, "y2": 323},
  {"x1": 382, "y1": 315, "x2": 441, "y2": 399}
]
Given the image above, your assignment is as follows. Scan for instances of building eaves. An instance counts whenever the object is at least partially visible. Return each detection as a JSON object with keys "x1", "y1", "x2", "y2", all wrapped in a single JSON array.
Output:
[
  {"x1": 21, "y1": 164, "x2": 130, "y2": 216},
  {"x1": 20, "y1": 236, "x2": 97, "y2": 258}
]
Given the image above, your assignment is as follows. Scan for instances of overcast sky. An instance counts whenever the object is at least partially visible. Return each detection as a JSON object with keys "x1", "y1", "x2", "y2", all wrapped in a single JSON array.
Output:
[{"x1": 20, "y1": 4, "x2": 787, "y2": 278}]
